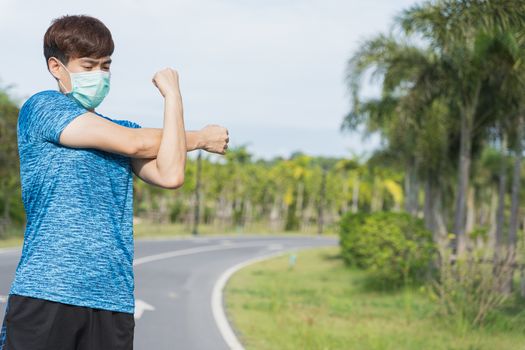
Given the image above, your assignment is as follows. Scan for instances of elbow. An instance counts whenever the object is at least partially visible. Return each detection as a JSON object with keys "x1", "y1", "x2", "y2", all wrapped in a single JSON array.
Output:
[
  {"x1": 131, "y1": 134, "x2": 146, "y2": 158},
  {"x1": 163, "y1": 174, "x2": 185, "y2": 190}
]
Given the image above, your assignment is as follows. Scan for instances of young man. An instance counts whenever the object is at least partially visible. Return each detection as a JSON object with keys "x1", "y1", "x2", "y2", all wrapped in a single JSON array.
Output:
[{"x1": 0, "y1": 14, "x2": 228, "y2": 350}]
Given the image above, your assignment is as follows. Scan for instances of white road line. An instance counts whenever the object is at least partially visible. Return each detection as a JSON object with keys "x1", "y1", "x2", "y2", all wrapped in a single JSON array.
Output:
[
  {"x1": 1, "y1": 238, "x2": 333, "y2": 348},
  {"x1": 212, "y1": 246, "x2": 321, "y2": 350},
  {"x1": 134, "y1": 299, "x2": 155, "y2": 320},
  {"x1": 133, "y1": 241, "x2": 276, "y2": 266},
  {"x1": 2, "y1": 240, "x2": 335, "y2": 326},
  {"x1": 131, "y1": 241, "x2": 295, "y2": 349}
]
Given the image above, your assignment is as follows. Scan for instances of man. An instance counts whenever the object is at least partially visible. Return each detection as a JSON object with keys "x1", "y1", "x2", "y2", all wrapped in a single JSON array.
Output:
[{"x1": 0, "y1": 14, "x2": 229, "y2": 350}]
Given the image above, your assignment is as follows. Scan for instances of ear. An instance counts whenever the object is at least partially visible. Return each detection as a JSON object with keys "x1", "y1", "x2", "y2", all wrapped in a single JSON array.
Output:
[{"x1": 48, "y1": 57, "x2": 61, "y2": 80}]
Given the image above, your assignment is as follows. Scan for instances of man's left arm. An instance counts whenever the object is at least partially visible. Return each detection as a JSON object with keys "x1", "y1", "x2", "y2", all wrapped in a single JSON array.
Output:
[
  {"x1": 134, "y1": 128, "x2": 202, "y2": 158},
  {"x1": 131, "y1": 124, "x2": 229, "y2": 188},
  {"x1": 134, "y1": 124, "x2": 228, "y2": 158}
]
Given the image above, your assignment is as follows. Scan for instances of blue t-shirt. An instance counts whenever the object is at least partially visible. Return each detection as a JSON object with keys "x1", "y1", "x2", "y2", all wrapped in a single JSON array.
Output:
[{"x1": 8, "y1": 89, "x2": 141, "y2": 314}]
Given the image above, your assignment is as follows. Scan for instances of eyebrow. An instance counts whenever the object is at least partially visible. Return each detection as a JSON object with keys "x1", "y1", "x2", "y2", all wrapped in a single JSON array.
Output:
[{"x1": 81, "y1": 58, "x2": 112, "y2": 64}]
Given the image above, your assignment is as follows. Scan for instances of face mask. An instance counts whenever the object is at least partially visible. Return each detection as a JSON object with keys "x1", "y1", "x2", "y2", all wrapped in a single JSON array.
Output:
[{"x1": 56, "y1": 58, "x2": 111, "y2": 110}]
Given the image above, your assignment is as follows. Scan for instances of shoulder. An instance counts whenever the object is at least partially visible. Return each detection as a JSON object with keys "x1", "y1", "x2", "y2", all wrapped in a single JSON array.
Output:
[
  {"x1": 20, "y1": 90, "x2": 83, "y2": 115},
  {"x1": 22, "y1": 90, "x2": 64, "y2": 106}
]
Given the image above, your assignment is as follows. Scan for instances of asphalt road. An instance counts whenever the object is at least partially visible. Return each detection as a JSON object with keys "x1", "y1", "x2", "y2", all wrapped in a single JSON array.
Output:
[{"x1": 0, "y1": 235, "x2": 339, "y2": 350}]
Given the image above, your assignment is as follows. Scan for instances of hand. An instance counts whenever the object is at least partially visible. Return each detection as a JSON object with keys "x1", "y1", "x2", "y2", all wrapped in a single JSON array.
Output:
[
  {"x1": 152, "y1": 68, "x2": 181, "y2": 98},
  {"x1": 199, "y1": 124, "x2": 229, "y2": 155}
]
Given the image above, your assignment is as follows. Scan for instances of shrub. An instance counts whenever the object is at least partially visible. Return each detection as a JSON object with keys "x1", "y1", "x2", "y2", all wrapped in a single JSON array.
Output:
[
  {"x1": 428, "y1": 243, "x2": 515, "y2": 327},
  {"x1": 338, "y1": 211, "x2": 437, "y2": 286},
  {"x1": 338, "y1": 212, "x2": 368, "y2": 267}
]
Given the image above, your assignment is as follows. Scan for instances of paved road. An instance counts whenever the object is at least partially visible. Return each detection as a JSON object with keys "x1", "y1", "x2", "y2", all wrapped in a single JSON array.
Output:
[{"x1": 0, "y1": 235, "x2": 338, "y2": 350}]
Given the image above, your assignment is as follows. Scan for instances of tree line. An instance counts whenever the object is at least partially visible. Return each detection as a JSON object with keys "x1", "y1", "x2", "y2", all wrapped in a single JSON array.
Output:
[{"x1": 0, "y1": 86, "x2": 401, "y2": 237}]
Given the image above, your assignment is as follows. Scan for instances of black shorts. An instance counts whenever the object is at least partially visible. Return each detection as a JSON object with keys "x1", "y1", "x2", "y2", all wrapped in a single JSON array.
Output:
[{"x1": 0, "y1": 294, "x2": 135, "y2": 350}]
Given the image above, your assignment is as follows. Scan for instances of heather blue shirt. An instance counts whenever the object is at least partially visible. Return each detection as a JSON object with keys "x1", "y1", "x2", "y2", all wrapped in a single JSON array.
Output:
[{"x1": 8, "y1": 89, "x2": 141, "y2": 314}]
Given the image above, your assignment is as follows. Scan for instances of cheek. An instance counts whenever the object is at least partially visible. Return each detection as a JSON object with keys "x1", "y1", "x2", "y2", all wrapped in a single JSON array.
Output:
[
  {"x1": 63, "y1": 71, "x2": 72, "y2": 84},
  {"x1": 57, "y1": 71, "x2": 72, "y2": 90}
]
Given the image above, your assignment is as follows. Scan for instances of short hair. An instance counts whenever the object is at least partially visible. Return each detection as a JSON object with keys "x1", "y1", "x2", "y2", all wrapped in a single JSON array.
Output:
[{"x1": 43, "y1": 15, "x2": 114, "y2": 68}]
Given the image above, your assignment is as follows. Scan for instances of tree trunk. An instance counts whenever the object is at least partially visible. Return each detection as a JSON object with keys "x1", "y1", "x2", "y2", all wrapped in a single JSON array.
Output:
[
  {"x1": 304, "y1": 198, "x2": 315, "y2": 231},
  {"x1": 352, "y1": 173, "x2": 360, "y2": 213},
  {"x1": 296, "y1": 181, "x2": 305, "y2": 231},
  {"x1": 243, "y1": 200, "x2": 252, "y2": 229},
  {"x1": 424, "y1": 177, "x2": 433, "y2": 232},
  {"x1": 405, "y1": 158, "x2": 419, "y2": 216},
  {"x1": 377, "y1": 181, "x2": 384, "y2": 211},
  {"x1": 495, "y1": 132, "x2": 508, "y2": 262},
  {"x1": 269, "y1": 198, "x2": 281, "y2": 232},
  {"x1": 341, "y1": 176, "x2": 349, "y2": 213},
  {"x1": 424, "y1": 174, "x2": 447, "y2": 246},
  {"x1": 192, "y1": 150, "x2": 202, "y2": 235},
  {"x1": 466, "y1": 186, "x2": 476, "y2": 235},
  {"x1": 317, "y1": 168, "x2": 327, "y2": 235},
  {"x1": 508, "y1": 116, "x2": 523, "y2": 254},
  {"x1": 371, "y1": 177, "x2": 380, "y2": 212},
  {"x1": 433, "y1": 188, "x2": 448, "y2": 247},
  {"x1": 493, "y1": 129, "x2": 511, "y2": 294},
  {"x1": 521, "y1": 266, "x2": 525, "y2": 298},
  {"x1": 506, "y1": 115, "x2": 523, "y2": 292},
  {"x1": 453, "y1": 103, "x2": 475, "y2": 255},
  {"x1": 486, "y1": 185, "x2": 498, "y2": 248}
]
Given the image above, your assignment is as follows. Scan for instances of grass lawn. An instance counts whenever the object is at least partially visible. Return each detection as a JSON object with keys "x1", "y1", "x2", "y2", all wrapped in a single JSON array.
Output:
[
  {"x1": 0, "y1": 235, "x2": 24, "y2": 249},
  {"x1": 0, "y1": 225, "x2": 24, "y2": 249},
  {"x1": 133, "y1": 222, "x2": 335, "y2": 238},
  {"x1": 223, "y1": 246, "x2": 525, "y2": 350},
  {"x1": 0, "y1": 222, "x2": 337, "y2": 249}
]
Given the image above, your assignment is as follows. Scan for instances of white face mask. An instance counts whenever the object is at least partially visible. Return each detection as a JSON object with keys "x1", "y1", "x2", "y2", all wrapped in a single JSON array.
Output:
[{"x1": 56, "y1": 58, "x2": 111, "y2": 110}]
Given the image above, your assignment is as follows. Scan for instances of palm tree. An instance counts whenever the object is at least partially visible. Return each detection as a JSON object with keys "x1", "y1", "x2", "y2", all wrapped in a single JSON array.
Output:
[
  {"x1": 397, "y1": 0, "x2": 525, "y2": 254},
  {"x1": 344, "y1": 33, "x2": 453, "y2": 240}
]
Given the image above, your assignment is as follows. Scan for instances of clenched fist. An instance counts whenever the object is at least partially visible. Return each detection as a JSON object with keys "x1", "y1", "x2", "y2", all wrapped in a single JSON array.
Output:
[
  {"x1": 199, "y1": 124, "x2": 229, "y2": 155},
  {"x1": 152, "y1": 68, "x2": 181, "y2": 98}
]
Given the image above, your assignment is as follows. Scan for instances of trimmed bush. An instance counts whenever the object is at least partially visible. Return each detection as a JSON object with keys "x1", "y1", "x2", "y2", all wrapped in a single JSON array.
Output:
[
  {"x1": 339, "y1": 212, "x2": 369, "y2": 267},
  {"x1": 339, "y1": 211, "x2": 436, "y2": 286}
]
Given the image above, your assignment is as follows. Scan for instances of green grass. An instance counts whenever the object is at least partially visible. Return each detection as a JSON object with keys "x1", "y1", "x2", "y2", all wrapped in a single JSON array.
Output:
[
  {"x1": 0, "y1": 222, "x2": 337, "y2": 249},
  {"x1": 223, "y1": 246, "x2": 525, "y2": 350},
  {"x1": 0, "y1": 235, "x2": 24, "y2": 249},
  {"x1": 133, "y1": 222, "x2": 336, "y2": 238},
  {"x1": 0, "y1": 225, "x2": 24, "y2": 249}
]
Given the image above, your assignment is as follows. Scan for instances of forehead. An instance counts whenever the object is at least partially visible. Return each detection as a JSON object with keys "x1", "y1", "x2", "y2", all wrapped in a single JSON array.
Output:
[{"x1": 71, "y1": 56, "x2": 112, "y2": 64}]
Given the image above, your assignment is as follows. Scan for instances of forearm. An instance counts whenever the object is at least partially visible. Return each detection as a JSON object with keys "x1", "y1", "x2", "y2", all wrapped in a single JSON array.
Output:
[
  {"x1": 134, "y1": 128, "x2": 202, "y2": 158},
  {"x1": 155, "y1": 93, "x2": 186, "y2": 184}
]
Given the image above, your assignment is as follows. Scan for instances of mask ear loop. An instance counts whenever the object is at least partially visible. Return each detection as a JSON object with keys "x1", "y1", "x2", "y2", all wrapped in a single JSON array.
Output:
[
  {"x1": 53, "y1": 57, "x2": 72, "y2": 94},
  {"x1": 58, "y1": 79, "x2": 70, "y2": 94}
]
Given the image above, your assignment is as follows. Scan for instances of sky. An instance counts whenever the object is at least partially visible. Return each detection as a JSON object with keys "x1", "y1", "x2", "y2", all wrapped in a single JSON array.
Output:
[{"x1": 0, "y1": 0, "x2": 420, "y2": 161}]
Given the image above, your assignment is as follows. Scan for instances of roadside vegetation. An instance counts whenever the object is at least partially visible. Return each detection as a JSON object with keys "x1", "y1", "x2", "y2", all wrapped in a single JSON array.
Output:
[{"x1": 224, "y1": 245, "x2": 525, "y2": 350}]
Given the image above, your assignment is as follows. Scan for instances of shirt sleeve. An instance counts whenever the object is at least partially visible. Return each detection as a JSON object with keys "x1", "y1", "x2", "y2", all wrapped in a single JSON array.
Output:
[
  {"x1": 112, "y1": 119, "x2": 142, "y2": 129},
  {"x1": 19, "y1": 91, "x2": 88, "y2": 144}
]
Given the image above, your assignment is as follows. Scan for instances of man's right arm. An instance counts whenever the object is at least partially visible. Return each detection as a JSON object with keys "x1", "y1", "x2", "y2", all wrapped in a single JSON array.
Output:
[
  {"x1": 59, "y1": 112, "x2": 229, "y2": 158},
  {"x1": 58, "y1": 111, "x2": 144, "y2": 157}
]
